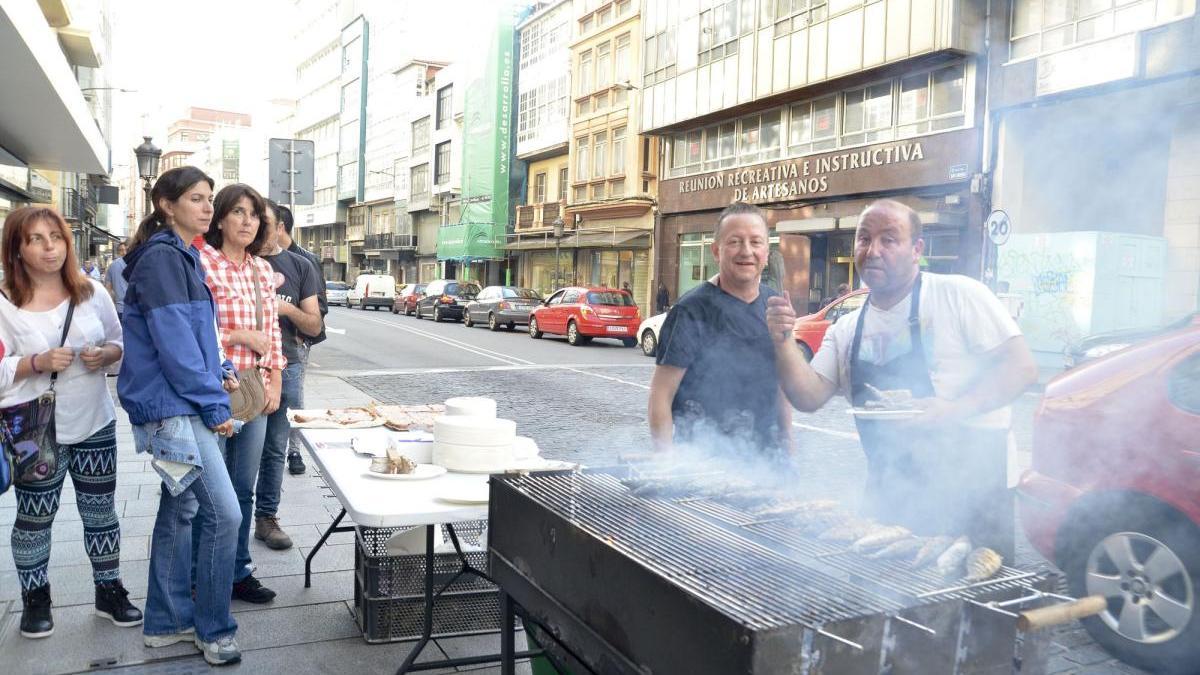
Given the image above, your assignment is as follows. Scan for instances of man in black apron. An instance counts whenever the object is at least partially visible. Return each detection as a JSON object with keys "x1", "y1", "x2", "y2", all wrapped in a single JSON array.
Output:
[{"x1": 766, "y1": 200, "x2": 1037, "y2": 561}]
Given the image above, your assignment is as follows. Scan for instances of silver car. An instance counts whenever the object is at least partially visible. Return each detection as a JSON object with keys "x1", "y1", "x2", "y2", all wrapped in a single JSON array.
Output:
[{"x1": 325, "y1": 280, "x2": 349, "y2": 307}]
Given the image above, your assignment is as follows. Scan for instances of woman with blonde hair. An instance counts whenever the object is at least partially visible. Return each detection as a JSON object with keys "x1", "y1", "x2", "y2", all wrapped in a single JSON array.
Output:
[{"x1": 0, "y1": 206, "x2": 138, "y2": 638}]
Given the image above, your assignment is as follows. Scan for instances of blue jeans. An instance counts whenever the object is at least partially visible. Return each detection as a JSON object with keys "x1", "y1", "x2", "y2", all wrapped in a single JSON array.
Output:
[
  {"x1": 193, "y1": 413, "x2": 267, "y2": 583},
  {"x1": 144, "y1": 416, "x2": 239, "y2": 643},
  {"x1": 256, "y1": 361, "x2": 304, "y2": 519}
]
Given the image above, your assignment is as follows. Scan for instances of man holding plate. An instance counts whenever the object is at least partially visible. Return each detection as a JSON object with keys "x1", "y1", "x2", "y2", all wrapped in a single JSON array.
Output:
[{"x1": 767, "y1": 199, "x2": 1036, "y2": 560}]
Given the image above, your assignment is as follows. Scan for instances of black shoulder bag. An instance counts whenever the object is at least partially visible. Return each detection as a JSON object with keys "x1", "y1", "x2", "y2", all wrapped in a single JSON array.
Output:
[{"x1": 0, "y1": 301, "x2": 75, "y2": 485}]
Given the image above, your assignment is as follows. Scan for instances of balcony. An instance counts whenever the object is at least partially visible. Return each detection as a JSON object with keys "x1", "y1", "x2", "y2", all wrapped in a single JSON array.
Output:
[
  {"x1": 346, "y1": 225, "x2": 365, "y2": 241},
  {"x1": 515, "y1": 201, "x2": 564, "y2": 231},
  {"x1": 364, "y1": 233, "x2": 418, "y2": 251},
  {"x1": 61, "y1": 186, "x2": 96, "y2": 223}
]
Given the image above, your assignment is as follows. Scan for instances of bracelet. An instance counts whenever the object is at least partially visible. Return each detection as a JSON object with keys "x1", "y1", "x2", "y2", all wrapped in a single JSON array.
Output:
[{"x1": 30, "y1": 352, "x2": 43, "y2": 374}]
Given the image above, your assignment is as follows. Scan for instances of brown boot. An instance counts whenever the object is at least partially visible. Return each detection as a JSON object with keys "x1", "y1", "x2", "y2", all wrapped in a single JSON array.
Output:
[{"x1": 254, "y1": 516, "x2": 293, "y2": 550}]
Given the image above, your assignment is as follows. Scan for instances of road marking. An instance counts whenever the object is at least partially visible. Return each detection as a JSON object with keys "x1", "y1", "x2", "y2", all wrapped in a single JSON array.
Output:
[
  {"x1": 329, "y1": 363, "x2": 655, "y2": 377},
  {"x1": 791, "y1": 421, "x2": 860, "y2": 440},
  {"x1": 325, "y1": 327, "x2": 347, "y2": 335},
  {"x1": 348, "y1": 313, "x2": 536, "y2": 366}
]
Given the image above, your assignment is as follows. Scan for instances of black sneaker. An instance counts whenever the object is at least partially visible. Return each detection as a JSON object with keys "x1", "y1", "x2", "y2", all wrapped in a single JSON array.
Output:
[
  {"x1": 287, "y1": 450, "x2": 306, "y2": 475},
  {"x1": 95, "y1": 580, "x2": 143, "y2": 627},
  {"x1": 20, "y1": 584, "x2": 53, "y2": 639},
  {"x1": 231, "y1": 574, "x2": 276, "y2": 604}
]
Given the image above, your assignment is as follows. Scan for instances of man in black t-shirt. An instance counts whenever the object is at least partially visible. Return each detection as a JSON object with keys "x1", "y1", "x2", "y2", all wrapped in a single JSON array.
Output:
[
  {"x1": 649, "y1": 202, "x2": 792, "y2": 458},
  {"x1": 253, "y1": 205, "x2": 324, "y2": 551}
]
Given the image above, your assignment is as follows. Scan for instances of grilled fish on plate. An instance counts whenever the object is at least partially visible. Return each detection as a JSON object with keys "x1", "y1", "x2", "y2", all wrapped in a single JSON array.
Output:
[
  {"x1": 867, "y1": 537, "x2": 925, "y2": 559},
  {"x1": 910, "y1": 535, "x2": 955, "y2": 568},
  {"x1": 964, "y1": 547, "x2": 1004, "y2": 582},
  {"x1": 851, "y1": 526, "x2": 913, "y2": 553},
  {"x1": 935, "y1": 536, "x2": 973, "y2": 577}
]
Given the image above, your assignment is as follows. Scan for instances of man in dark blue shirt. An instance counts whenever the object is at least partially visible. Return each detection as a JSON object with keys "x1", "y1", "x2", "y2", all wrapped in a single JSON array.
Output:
[{"x1": 649, "y1": 202, "x2": 792, "y2": 458}]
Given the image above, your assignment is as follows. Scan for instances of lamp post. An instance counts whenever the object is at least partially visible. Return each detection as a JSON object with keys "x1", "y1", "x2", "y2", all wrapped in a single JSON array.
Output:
[
  {"x1": 133, "y1": 136, "x2": 161, "y2": 217},
  {"x1": 552, "y1": 217, "x2": 565, "y2": 289}
]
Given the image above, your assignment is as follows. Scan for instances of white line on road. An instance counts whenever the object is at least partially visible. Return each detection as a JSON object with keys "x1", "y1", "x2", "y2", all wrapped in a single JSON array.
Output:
[
  {"x1": 791, "y1": 422, "x2": 860, "y2": 440},
  {"x1": 347, "y1": 313, "x2": 536, "y2": 366},
  {"x1": 325, "y1": 327, "x2": 347, "y2": 335}
]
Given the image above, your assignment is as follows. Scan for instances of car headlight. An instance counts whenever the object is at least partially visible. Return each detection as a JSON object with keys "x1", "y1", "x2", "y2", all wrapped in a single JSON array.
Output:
[{"x1": 1082, "y1": 343, "x2": 1130, "y2": 360}]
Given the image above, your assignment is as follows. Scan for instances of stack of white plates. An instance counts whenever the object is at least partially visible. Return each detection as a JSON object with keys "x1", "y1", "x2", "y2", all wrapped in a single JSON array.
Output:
[
  {"x1": 444, "y1": 396, "x2": 497, "y2": 418},
  {"x1": 433, "y1": 415, "x2": 518, "y2": 473}
]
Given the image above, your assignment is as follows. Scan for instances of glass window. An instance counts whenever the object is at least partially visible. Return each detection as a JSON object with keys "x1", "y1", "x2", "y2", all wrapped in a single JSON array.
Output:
[
  {"x1": 534, "y1": 172, "x2": 547, "y2": 203},
  {"x1": 576, "y1": 137, "x2": 589, "y2": 181},
  {"x1": 579, "y1": 50, "x2": 593, "y2": 95},
  {"x1": 612, "y1": 127, "x2": 626, "y2": 175},
  {"x1": 686, "y1": 130, "x2": 703, "y2": 166},
  {"x1": 616, "y1": 0, "x2": 631, "y2": 15},
  {"x1": 761, "y1": 110, "x2": 782, "y2": 159},
  {"x1": 434, "y1": 142, "x2": 451, "y2": 185},
  {"x1": 558, "y1": 167, "x2": 569, "y2": 201},
  {"x1": 739, "y1": 114, "x2": 761, "y2": 162},
  {"x1": 615, "y1": 34, "x2": 631, "y2": 83},
  {"x1": 587, "y1": 291, "x2": 636, "y2": 306},
  {"x1": 842, "y1": 82, "x2": 893, "y2": 145},
  {"x1": 563, "y1": 290, "x2": 580, "y2": 303},
  {"x1": 411, "y1": 117, "x2": 430, "y2": 154},
  {"x1": 931, "y1": 64, "x2": 965, "y2": 117},
  {"x1": 593, "y1": 132, "x2": 607, "y2": 177},
  {"x1": 436, "y1": 85, "x2": 453, "y2": 129},
  {"x1": 596, "y1": 42, "x2": 612, "y2": 87},
  {"x1": 1043, "y1": 0, "x2": 1072, "y2": 25},
  {"x1": 719, "y1": 122, "x2": 737, "y2": 164},
  {"x1": 1013, "y1": 0, "x2": 1043, "y2": 35}
]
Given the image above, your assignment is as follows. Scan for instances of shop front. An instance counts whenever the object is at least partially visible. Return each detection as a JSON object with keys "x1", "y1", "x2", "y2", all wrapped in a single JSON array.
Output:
[
  {"x1": 658, "y1": 129, "x2": 984, "y2": 313},
  {"x1": 507, "y1": 228, "x2": 652, "y2": 306}
]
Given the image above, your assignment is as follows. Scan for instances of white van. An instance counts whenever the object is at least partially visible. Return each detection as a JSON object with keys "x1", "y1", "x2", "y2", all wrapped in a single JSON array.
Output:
[{"x1": 347, "y1": 274, "x2": 396, "y2": 310}]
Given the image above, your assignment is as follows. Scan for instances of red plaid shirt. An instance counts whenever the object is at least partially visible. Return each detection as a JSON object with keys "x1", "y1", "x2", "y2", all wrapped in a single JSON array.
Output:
[{"x1": 200, "y1": 244, "x2": 286, "y2": 382}]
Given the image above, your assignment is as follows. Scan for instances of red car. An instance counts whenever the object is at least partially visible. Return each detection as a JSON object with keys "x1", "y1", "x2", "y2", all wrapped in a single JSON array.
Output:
[
  {"x1": 395, "y1": 283, "x2": 426, "y2": 316},
  {"x1": 528, "y1": 287, "x2": 641, "y2": 347},
  {"x1": 1018, "y1": 320, "x2": 1200, "y2": 672},
  {"x1": 792, "y1": 289, "x2": 868, "y2": 360}
]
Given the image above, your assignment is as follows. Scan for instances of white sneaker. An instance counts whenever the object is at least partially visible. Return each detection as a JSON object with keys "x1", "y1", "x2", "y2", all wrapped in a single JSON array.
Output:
[
  {"x1": 143, "y1": 627, "x2": 194, "y2": 648},
  {"x1": 195, "y1": 633, "x2": 242, "y2": 666}
]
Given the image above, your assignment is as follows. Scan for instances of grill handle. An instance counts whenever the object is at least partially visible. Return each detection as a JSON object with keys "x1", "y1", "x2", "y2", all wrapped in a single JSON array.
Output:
[{"x1": 1017, "y1": 595, "x2": 1107, "y2": 631}]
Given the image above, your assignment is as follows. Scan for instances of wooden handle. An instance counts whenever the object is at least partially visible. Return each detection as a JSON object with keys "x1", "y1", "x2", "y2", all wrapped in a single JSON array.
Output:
[{"x1": 1017, "y1": 595, "x2": 1107, "y2": 631}]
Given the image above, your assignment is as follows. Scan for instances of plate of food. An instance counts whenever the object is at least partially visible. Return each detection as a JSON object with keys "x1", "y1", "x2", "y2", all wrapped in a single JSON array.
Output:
[
  {"x1": 372, "y1": 403, "x2": 446, "y2": 432},
  {"x1": 364, "y1": 463, "x2": 446, "y2": 481},
  {"x1": 289, "y1": 407, "x2": 384, "y2": 429},
  {"x1": 364, "y1": 447, "x2": 447, "y2": 480}
]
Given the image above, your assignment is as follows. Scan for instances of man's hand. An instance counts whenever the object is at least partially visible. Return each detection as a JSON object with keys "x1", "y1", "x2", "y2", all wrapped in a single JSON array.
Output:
[
  {"x1": 766, "y1": 292, "x2": 798, "y2": 344},
  {"x1": 211, "y1": 419, "x2": 235, "y2": 437},
  {"x1": 222, "y1": 371, "x2": 240, "y2": 393},
  {"x1": 264, "y1": 371, "x2": 283, "y2": 415},
  {"x1": 233, "y1": 329, "x2": 271, "y2": 356},
  {"x1": 275, "y1": 301, "x2": 298, "y2": 319}
]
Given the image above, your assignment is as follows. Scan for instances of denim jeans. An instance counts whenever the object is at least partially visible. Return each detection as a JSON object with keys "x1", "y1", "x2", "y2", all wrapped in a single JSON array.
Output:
[
  {"x1": 144, "y1": 416, "x2": 239, "y2": 643},
  {"x1": 256, "y1": 360, "x2": 304, "y2": 519},
  {"x1": 194, "y1": 413, "x2": 267, "y2": 583}
]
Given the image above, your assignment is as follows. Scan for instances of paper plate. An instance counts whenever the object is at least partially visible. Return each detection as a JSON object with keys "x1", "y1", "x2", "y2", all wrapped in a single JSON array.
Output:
[{"x1": 362, "y1": 464, "x2": 447, "y2": 481}]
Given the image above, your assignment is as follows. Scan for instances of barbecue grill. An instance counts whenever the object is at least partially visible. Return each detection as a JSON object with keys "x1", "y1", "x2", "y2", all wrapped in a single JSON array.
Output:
[{"x1": 488, "y1": 467, "x2": 1095, "y2": 675}]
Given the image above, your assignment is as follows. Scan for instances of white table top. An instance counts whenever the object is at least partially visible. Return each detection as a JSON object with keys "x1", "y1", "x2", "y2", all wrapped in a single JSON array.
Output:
[{"x1": 299, "y1": 427, "x2": 491, "y2": 528}]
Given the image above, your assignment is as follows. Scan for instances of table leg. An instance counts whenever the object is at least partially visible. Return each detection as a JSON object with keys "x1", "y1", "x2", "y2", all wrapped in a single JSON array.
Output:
[
  {"x1": 304, "y1": 508, "x2": 352, "y2": 588},
  {"x1": 500, "y1": 590, "x2": 516, "y2": 675},
  {"x1": 396, "y1": 525, "x2": 436, "y2": 674}
]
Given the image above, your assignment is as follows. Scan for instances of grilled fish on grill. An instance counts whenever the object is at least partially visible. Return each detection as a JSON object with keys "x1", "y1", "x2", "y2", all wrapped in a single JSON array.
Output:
[
  {"x1": 817, "y1": 518, "x2": 880, "y2": 543},
  {"x1": 964, "y1": 547, "x2": 1004, "y2": 582},
  {"x1": 867, "y1": 537, "x2": 925, "y2": 560},
  {"x1": 751, "y1": 499, "x2": 839, "y2": 519},
  {"x1": 935, "y1": 536, "x2": 973, "y2": 576},
  {"x1": 910, "y1": 535, "x2": 955, "y2": 569},
  {"x1": 851, "y1": 526, "x2": 913, "y2": 553}
]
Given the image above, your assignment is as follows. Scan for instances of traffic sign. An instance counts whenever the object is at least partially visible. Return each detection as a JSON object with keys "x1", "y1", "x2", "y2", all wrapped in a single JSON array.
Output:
[
  {"x1": 986, "y1": 210, "x2": 1012, "y2": 246},
  {"x1": 268, "y1": 138, "x2": 315, "y2": 207}
]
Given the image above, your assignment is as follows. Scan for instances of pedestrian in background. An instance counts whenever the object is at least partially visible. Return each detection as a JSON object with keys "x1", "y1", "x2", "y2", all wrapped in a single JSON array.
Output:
[
  {"x1": 200, "y1": 184, "x2": 285, "y2": 605},
  {"x1": 272, "y1": 204, "x2": 326, "y2": 475},
  {"x1": 119, "y1": 166, "x2": 242, "y2": 665},
  {"x1": 81, "y1": 259, "x2": 101, "y2": 281},
  {"x1": 655, "y1": 281, "x2": 670, "y2": 315},
  {"x1": 0, "y1": 206, "x2": 138, "y2": 639},
  {"x1": 254, "y1": 202, "x2": 322, "y2": 551},
  {"x1": 104, "y1": 240, "x2": 129, "y2": 320}
]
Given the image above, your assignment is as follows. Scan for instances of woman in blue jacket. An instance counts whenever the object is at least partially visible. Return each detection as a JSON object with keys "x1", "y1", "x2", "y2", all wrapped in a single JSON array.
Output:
[{"x1": 118, "y1": 166, "x2": 242, "y2": 666}]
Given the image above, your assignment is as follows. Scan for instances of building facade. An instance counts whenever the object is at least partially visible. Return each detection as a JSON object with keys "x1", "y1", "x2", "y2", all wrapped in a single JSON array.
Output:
[
  {"x1": 645, "y1": 0, "x2": 988, "y2": 313},
  {"x1": 407, "y1": 64, "x2": 465, "y2": 282}
]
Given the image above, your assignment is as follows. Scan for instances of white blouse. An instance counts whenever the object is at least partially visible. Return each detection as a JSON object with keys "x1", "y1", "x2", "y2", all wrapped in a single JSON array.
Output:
[{"x1": 0, "y1": 279, "x2": 123, "y2": 444}]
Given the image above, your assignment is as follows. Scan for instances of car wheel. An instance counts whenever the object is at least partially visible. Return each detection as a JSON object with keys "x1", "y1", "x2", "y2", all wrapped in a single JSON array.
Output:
[
  {"x1": 641, "y1": 330, "x2": 657, "y2": 357},
  {"x1": 406, "y1": 304, "x2": 414, "y2": 316},
  {"x1": 567, "y1": 321, "x2": 583, "y2": 346},
  {"x1": 488, "y1": 313, "x2": 500, "y2": 331},
  {"x1": 1063, "y1": 498, "x2": 1200, "y2": 673},
  {"x1": 797, "y1": 341, "x2": 814, "y2": 362},
  {"x1": 529, "y1": 318, "x2": 543, "y2": 339},
  {"x1": 415, "y1": 305, "x2": 423, "y2": 319},
  {"x1": 433, "y1": 306, "x2": 442, "y2": 322},
  {"x1": 464, "y1": 312, "x2": 474, "y2": 328},
  {"x1": 361, "y1": 300, "x2": 368, "y2": 310}
]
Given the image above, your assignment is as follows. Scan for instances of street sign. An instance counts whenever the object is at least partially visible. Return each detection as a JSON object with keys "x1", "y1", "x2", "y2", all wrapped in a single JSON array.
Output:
[
  {"x1": 268, "y1": 138, "x2": 315, "y2": 207},
  {"x1": 986, "y1": 210, "x2": 1012, "y2": 246}
]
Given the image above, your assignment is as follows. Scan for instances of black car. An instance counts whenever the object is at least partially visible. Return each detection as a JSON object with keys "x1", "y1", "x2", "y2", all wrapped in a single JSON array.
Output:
[
  {"x1": 463, "y1": 286, "x2": 542, "y2": 331},
  {"x1": 1065, "y1": 312, "x2": 1200, "y2": 368},
  {"x1": 415, "y1": 279, "x2": 481, "y2": 322}
]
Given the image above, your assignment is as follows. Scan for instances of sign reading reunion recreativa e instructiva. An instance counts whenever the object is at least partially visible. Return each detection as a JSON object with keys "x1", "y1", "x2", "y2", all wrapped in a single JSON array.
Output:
[{"x1": 659, "y1": 129, "x2": 978, "y2": 214}]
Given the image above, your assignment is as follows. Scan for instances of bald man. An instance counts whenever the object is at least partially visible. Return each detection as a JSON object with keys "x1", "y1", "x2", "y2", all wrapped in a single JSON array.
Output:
[{"x1": 766, "y1": 200, "x2": 1036, "y2": 560}]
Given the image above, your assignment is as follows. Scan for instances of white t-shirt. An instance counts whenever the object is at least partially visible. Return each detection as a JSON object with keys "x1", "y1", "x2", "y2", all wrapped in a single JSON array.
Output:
[
  {"x1": 0, "y1": 279, "x2": 122, "y2": 444},
  {"x1": 810, "y1": 272, "x2": 1022, "y2": 430}
]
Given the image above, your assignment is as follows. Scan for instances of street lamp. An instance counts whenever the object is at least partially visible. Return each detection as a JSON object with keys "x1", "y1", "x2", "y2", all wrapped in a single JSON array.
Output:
[
  {"x1": 552, "y1": 217, "x2": 565, "y2": 289},
  {"x1": 133, "y1": 136, "x2": 161, "y2": 217}
]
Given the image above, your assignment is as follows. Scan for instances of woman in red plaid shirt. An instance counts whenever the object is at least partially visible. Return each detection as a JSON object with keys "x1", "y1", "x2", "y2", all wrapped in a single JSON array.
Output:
[{"x1": 199, "y1": 184, "x2": 286, "y2": 605}]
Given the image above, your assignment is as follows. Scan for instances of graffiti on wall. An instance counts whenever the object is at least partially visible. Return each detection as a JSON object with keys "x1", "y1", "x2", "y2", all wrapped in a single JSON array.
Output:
[{"x1": 998, "y1": 243, "x2": 1092, "y2": 354}]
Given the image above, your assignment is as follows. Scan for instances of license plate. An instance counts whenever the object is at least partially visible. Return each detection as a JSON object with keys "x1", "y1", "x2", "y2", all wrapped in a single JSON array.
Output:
[
  {"x1": 371, "y1": 292, "x2": 385, "y2": 297},
  {"x1": 605, "y1": 326, "x2": 628, "y2": 333}
]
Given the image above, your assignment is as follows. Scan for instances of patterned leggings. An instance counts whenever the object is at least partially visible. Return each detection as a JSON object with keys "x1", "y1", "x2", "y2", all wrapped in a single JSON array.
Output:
[{"x1": 10, "y1": 421, "x2": 120, "y2": 592}]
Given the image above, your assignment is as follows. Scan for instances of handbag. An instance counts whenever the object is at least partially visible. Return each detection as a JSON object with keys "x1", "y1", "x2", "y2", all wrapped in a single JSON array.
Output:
[
  {"x1": 227, "y1": 271, "x2": 268, "y2": 422},
  {"x1": 0, "y1": 302, "x2": 75, "y2": 487}
]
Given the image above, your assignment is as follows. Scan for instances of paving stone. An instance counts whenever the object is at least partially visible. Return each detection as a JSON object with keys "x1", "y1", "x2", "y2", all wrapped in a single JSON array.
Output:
[
  {"x1": 1064, "y1": 644, "x2": 1123, "y2": 667},
  {"x1": 224, "y1": 600, "x2": 360, "y2": 651},
  {"x1": 294, "y1": 542, "x2": 357, "y2": 574},
  {"x1": 229, "y1": 569, "x2": 354, "y2": 613}
]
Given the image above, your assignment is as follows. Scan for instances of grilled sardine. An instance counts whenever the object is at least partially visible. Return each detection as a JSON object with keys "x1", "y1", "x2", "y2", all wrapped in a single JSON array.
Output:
[
  {"x1": 851, "y1": 526, "x2": 912, "y2": 553},
  {"x1": 964, "y1": 547, "x2": 1003, "y2": 582},
  {"x1": 818, "y1": 518, "x2": 879, "y2": 543},
  {"x1": 867, "y1": 537, "x2": 925, "y2": 560},
  {"x1": 935, "y1": 536, "x2": 973, "y2": 576},
  {"x1": 910, "y1": 535, "x2": 955, "y2": 569}
]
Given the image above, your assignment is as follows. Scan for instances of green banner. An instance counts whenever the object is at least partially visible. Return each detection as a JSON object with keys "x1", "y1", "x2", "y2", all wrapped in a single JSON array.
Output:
[{"x1": 437, "y1": 3, "x2": 515, "y2": 261}]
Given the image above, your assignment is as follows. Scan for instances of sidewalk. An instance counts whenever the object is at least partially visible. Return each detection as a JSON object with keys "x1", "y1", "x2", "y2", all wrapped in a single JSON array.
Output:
[{"x1": 0, "y1": 371, "x2": 530, "y2": 674}]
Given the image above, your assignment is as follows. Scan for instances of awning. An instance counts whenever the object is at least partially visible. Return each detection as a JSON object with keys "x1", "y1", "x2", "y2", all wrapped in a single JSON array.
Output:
[
  {"x1": 0, "y1": 174, "x2": 36, "y2": 202},
  {"x1": 505, "y1": 229, "x2": 651, "y2": 251},
  {"x1": 0, "y1": 3, "x2": 108, "y2": 173}
]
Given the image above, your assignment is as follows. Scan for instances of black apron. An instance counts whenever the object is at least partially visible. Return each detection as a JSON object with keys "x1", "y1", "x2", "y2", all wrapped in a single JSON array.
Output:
[{"x1": 849, "y1": 274, "x2": 1014, "y2": 560}]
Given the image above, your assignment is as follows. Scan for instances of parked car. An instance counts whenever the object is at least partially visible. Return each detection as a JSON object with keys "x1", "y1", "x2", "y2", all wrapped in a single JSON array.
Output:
[
  {"x1": 636, "y1": 311, "x2": 669, "y2": 357},
  {"x1": 415, "y1": 279, "x2": 481, "y2": 322},
  {"x1": 528, "y1": 287, "x2": 640, "y2": 347},
  {"x1": 394, "y1": 283, "x2": 426, "y2": 315},
  {"x1": 1064, "y1": 312, "x2": 1200, "y2": 369},
  {"x1": 1018, "y1": 319, "x2": 1200, "y2": 672},
  {"x1": 325, "y1": 280, "x2": 349, "y2": 307},
  {"x1": 463, "y1": 286, "x2": 541, "y2": 330},
  {"x1": 348, "y1": 273, "x2": 396, "y2": 311},
  {"x1": 793, "y1": 289, "x2": 868, "y2": 360}
]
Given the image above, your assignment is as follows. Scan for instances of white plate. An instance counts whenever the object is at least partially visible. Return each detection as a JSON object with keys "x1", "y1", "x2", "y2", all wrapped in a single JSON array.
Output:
[
  {"x1": 362, "y1": 464, "x2": 447, "y2": 481},
  {"x1": 437, "y1": 484, "x2": 490, "y2": 504},
  {"x1": 847, "y1": 408, "x2": 921, "y2": 420}
]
